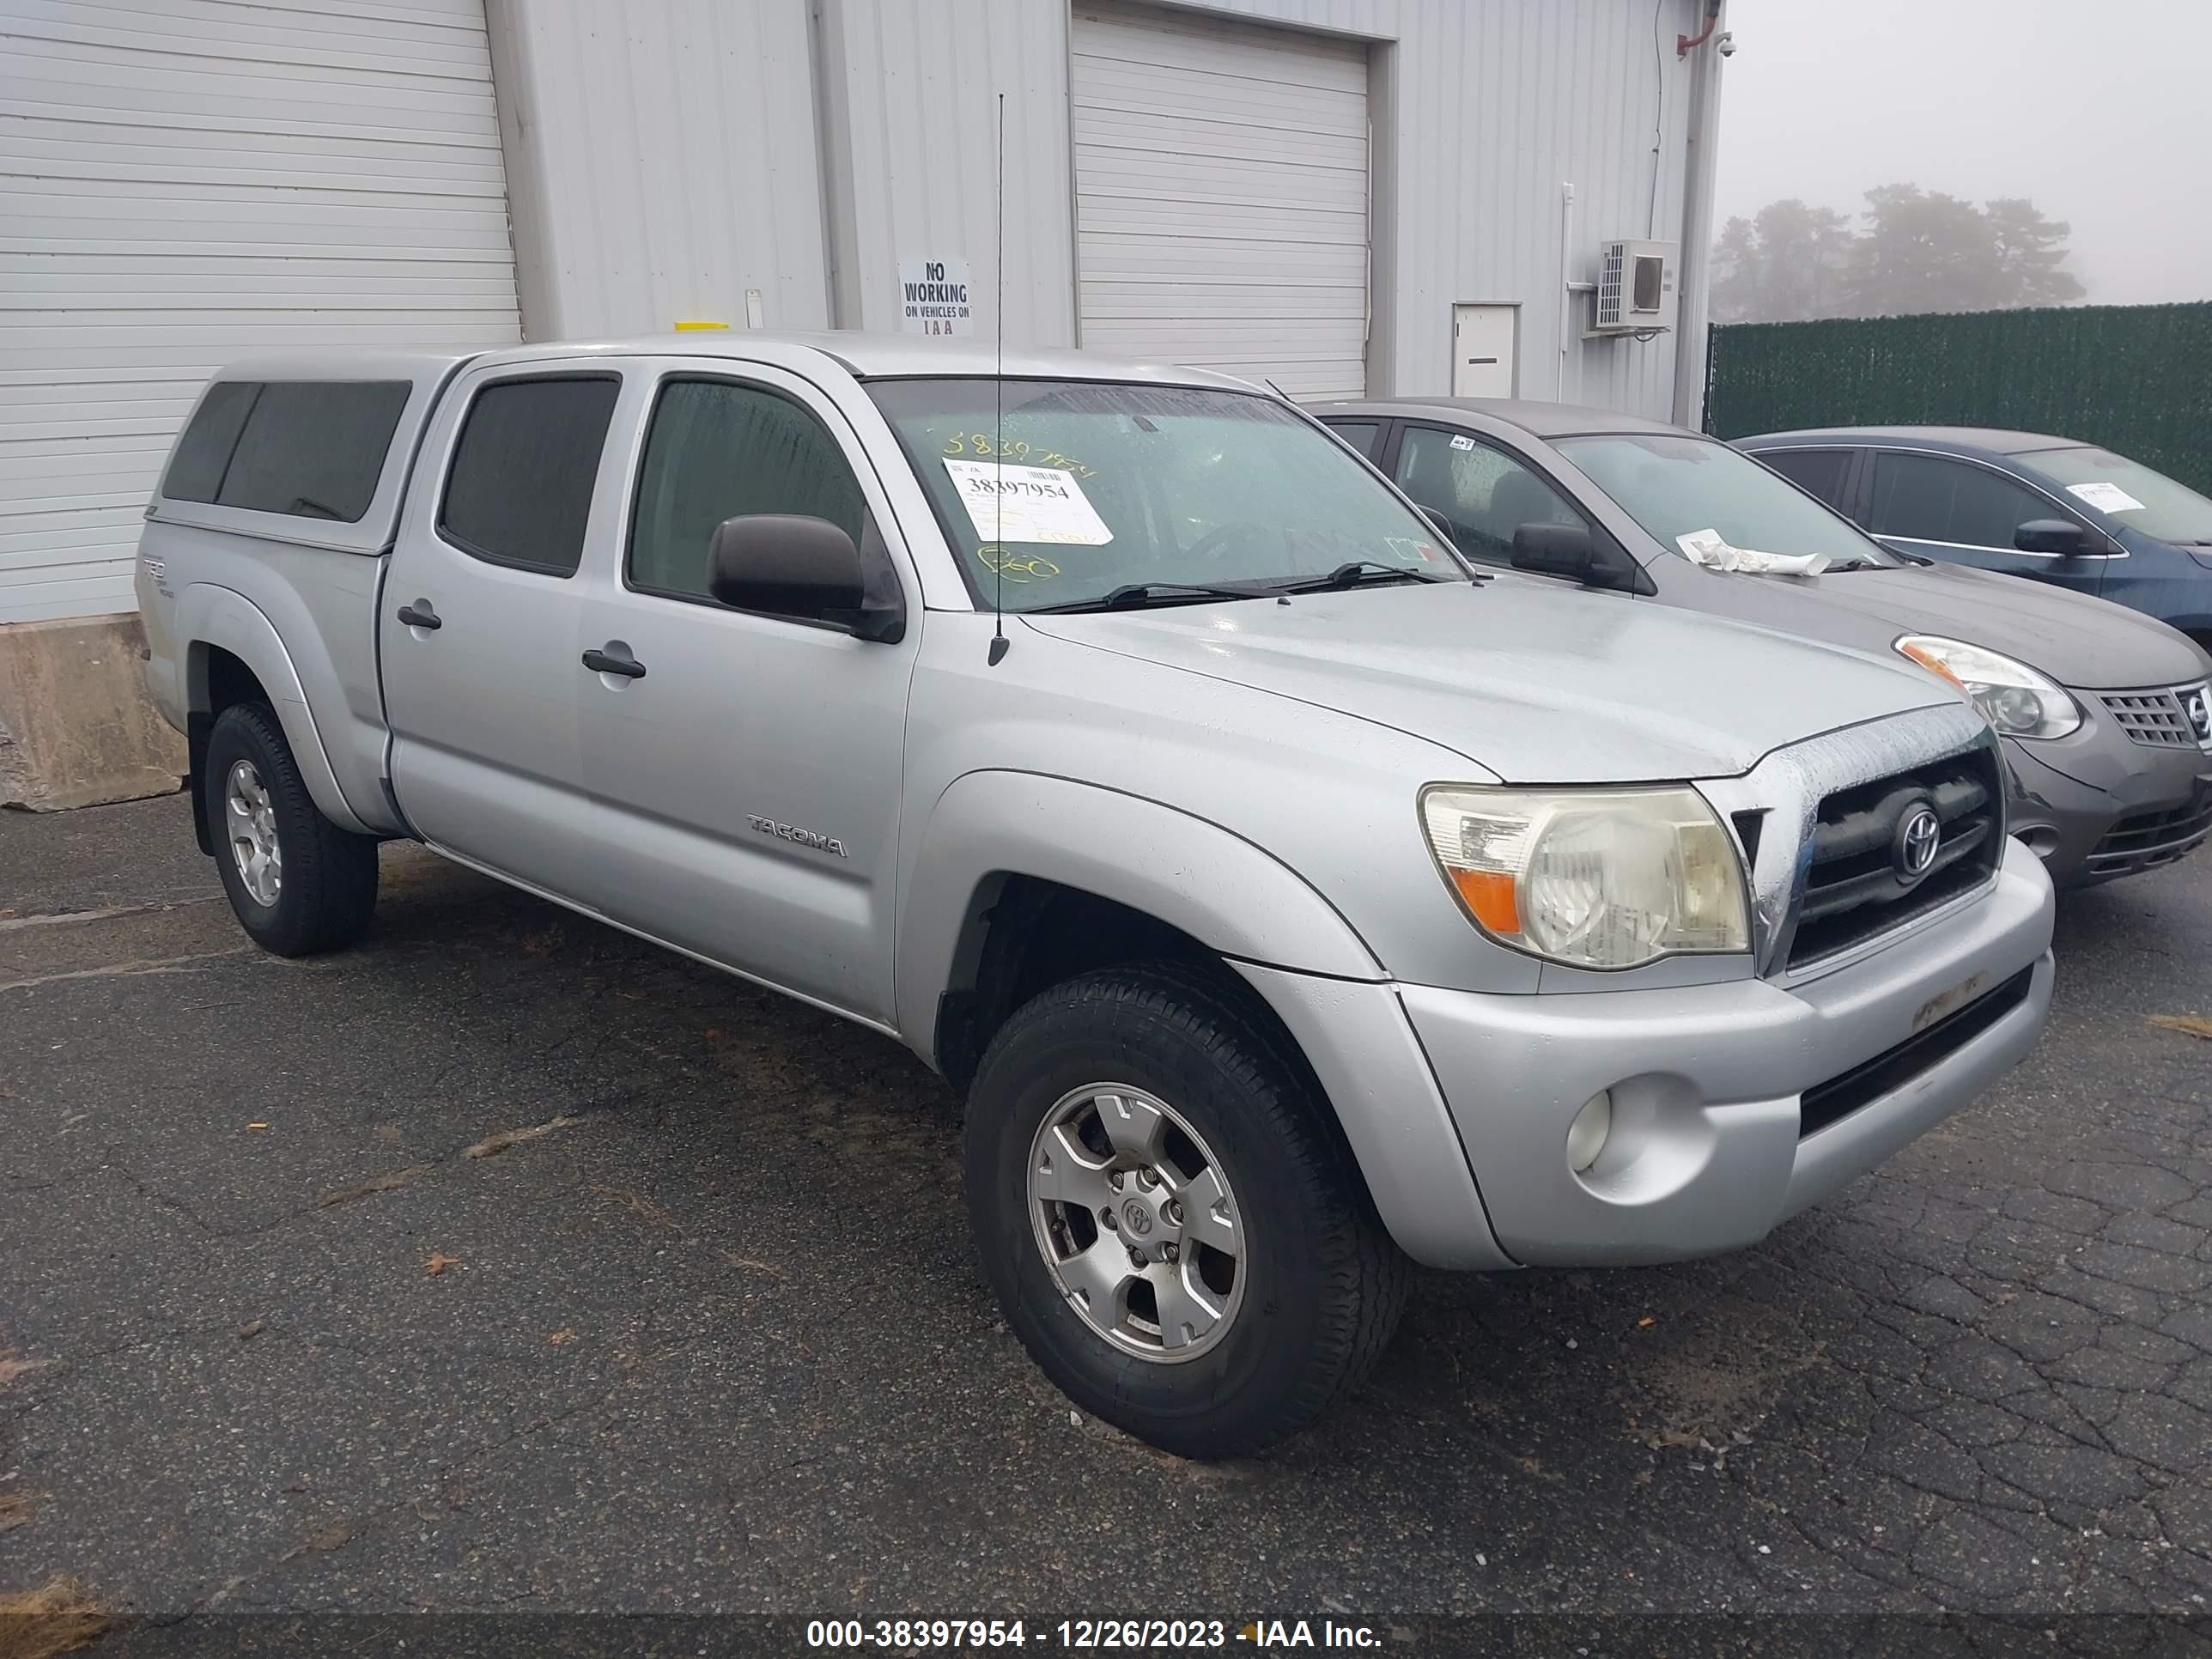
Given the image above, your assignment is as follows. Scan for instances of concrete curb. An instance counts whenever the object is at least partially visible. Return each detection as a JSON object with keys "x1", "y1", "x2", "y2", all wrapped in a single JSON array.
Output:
[{"x1": 0, "y1": 614, "x2": 185, "y2": 812}]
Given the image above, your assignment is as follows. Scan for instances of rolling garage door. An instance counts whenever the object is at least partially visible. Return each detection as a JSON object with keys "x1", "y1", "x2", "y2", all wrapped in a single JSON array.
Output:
[
  {"x1": 1071, "y1": 3, "x2": 1370, "y2": 400},
  {"x1": 0, "y1": 0, "x2": 522, "y2": 625}
]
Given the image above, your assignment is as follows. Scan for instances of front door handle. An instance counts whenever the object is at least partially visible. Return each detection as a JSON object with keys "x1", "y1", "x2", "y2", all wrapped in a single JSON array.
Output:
[
  {"x1": 581, "y1": 646, "x2": 647, "y2": 680},
  {"x1": 395, "y1": 601, "x2": 441, "y2": 631}
]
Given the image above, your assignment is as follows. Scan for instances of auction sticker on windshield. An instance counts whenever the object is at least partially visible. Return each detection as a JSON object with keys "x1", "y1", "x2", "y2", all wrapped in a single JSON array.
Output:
[
  {"x1": 2065, "y1": 481, "x2": 2147, "y2": 514},
  {"x1": 944, "y1": 459, "x2": 1114, "y2": 545}
]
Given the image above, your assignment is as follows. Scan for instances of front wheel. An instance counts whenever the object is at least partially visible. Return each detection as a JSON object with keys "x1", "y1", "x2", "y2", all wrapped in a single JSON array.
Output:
[
  {"x1": 964, "y1": 964, "x2": 1408, "y2": 1458},
  {"x1": 204, "y1": 702, "x2": 379, "y2": 957}
]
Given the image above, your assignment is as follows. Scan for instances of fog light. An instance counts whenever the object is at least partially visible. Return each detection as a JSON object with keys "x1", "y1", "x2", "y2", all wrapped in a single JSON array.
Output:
[{"x1": 1566, "y1": 1090, "x2": 1613, "y2": 1173}]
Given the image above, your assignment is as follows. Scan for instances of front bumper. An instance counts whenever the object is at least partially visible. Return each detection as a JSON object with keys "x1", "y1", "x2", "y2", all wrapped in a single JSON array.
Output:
[
  {"x1": 2004, "y1": 717, "x2": 2212, "y2": 887},
  {"x1": 1381, "y1": 836, "x2": 2053, "y2": 1268}
]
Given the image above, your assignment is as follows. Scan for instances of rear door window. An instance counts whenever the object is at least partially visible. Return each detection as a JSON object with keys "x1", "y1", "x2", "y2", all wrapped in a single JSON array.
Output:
[
  {"x1": 1755, "y1": 447, "x2": 1853, "y2": 510},
  {"x1": 1323, "y1": 420, "x2": 1381, "y2": 459},
  {"x1": 439, "y1": 376, "x2": 621, "y2": 577},
  {"x1": 1869, "y1": 452, "x2": 2065, "y2": 549},
  {"x1": 163, "y1": 380, "x2": 410, "y2": 522}
]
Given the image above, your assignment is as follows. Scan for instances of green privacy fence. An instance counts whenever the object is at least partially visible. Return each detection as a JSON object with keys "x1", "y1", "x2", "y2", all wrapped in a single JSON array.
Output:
[{"x1": 1705, "y1": 301, "x2": 2212, "y2": 496}]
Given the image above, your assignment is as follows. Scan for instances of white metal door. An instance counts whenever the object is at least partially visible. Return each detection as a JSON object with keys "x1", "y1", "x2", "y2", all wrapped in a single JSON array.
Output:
[
  {"x1": 0, "y1": 0, "x2": 522, "y2": 626},
  {"x1": 1451, "y1": 306, "x2": 1519, "y2": 398},
  {"x1": 1071, "y1": 3, "x2": 1370, "y2": 401}
]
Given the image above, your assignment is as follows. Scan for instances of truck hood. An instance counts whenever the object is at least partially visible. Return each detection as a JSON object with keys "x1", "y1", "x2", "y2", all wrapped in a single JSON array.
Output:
[
  {"x1": 1735, "y1": 560, "x2": 2211, "y2": 690},
  {"x1": 1018, "y1": 578, "x2": 1957, "y2": 784}
]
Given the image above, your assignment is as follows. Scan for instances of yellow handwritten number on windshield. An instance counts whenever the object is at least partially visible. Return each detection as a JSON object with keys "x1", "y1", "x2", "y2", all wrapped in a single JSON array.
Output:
[
  {"x1": 941, "y1": 433, "x2": 1097, "y2": 479},
  {"x1": 975, "y1": 545, "x2": 1060, "y2": 583},
  {"x1": 944, "y1": 432, "x2": 1034, "y2": 460}
]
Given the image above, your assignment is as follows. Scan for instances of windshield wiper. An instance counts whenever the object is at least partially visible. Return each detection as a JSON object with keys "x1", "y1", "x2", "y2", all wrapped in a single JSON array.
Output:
[
  {"x1": 1027, "y1": 580, "x2": 1277, "y2": 614},
  {"x1": 1278, "y1": 560, "x2": 1449, "y2": 592},
  {"x1": 1824, "y1": 557, "x2": 1884, "y2": 573}
]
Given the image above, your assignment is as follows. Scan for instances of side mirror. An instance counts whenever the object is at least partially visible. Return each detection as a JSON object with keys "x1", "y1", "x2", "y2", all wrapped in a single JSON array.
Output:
[
  {"x1": 1510, "y1": 521, "x2": 1640, "y2": 592},
  {"x1": 2015, "y1": 519, "x2": 2092, "y2": 556},
  {"x1": 707, "y1": 514, "x2": 904, "y2": 642}
]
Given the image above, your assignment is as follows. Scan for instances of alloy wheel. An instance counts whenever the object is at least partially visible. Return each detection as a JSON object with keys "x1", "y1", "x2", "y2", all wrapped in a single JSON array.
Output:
[{"x1": 1026, "y1": 1082, "x2": 1246, "y2": 1363}]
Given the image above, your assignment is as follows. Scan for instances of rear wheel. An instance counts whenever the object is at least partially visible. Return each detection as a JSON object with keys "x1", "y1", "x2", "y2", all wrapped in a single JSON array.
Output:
[
  {"x1": 204, "y1": 702, "x2": 379, "y2": 957},
  {"x1": 964, "y1": 963, "x2": 1408, "y2": 1458}
]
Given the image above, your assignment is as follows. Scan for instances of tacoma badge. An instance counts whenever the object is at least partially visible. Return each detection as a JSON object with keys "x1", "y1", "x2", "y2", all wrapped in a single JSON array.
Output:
[{"x1": 747, "y1": 816, "x2": 849, "y2": 858}]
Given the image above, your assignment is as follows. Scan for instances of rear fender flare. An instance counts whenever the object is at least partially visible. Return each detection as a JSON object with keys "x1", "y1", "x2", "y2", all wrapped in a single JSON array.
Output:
[{"x1": 179, "y1": 583, "x2": 372, "y2": 836}]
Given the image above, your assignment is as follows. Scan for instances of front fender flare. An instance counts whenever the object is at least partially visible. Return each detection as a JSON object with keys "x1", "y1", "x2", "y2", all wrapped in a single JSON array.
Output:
[
  {"x1": 895, "y1": 769, "x2": 1511, "y2": 1270},
  {"x1": 895, "y1": 770, "x2": 1386, "y2": 1062},
  {"x1": 179, "y1": 582, "x2": 372, "y2": 836}
]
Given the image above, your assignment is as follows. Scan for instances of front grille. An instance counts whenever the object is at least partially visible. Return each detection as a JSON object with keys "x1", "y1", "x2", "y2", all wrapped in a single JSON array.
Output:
[
  {"x1": 1788, "y1": 745, "x2": 2004, "y2": 970},
  {"x1": 2100, "y1": 684, "x2": 2209, "y2": 749},
  {"x1": 2085, "y1": 784, "x2": 2212, "y2": 878},
  {"x1": 1798, "y1": 966, "x2": 2034, "y2": 1139}
]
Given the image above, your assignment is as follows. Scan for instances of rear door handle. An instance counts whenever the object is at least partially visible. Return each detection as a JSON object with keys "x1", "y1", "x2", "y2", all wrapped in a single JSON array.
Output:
[
  {"x1": 581, "y1": 647, "x2": 646, "y2": 680},
  {"x1": 395, "y1": 602, "x2": 441, "y2": 631}
]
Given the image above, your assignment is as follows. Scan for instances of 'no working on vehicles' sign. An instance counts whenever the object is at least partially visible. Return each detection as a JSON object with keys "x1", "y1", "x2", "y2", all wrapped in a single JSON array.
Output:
[{"x1": 899, "y1": 258, "x2": 972, "y2": 336}]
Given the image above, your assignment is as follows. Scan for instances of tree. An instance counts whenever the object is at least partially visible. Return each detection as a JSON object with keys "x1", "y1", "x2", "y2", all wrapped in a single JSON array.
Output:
[
  {"x1": 1711, "y1": 185, "x2": 2086, "y2": 321},
  {"x1": 1711, "y1": 199, "x2": 1854, "y2": 324},
  {"x1": 1851, "y1": 184, "x2": 2004, "y2": 314},
  {"x1": 1711, "y1": 215, "x2": 1762, "y2": 324},
  {"x1": 1984, "y1": 197, "x2": 2087, "y2": 308}
]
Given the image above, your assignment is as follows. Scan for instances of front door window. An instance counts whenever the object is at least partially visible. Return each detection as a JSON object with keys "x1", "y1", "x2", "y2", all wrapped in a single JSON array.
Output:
[
  {"x1": 1866, "y1": 451, "x2": 2101, "y2": 591},
  {"x1": 1391, "y1": 425, "x2": 1584, "y2": 566}
]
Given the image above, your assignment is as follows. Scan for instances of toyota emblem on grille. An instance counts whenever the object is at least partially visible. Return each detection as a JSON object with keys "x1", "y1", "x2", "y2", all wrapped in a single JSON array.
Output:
[{"x1": 1894, "y1": 803, "x2": 1942, "y2": 882}]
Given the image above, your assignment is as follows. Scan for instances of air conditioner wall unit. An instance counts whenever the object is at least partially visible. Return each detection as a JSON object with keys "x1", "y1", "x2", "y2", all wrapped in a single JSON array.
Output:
[{"x1": 1594, "y1": 239, "x2": 1678, "y2": 333}]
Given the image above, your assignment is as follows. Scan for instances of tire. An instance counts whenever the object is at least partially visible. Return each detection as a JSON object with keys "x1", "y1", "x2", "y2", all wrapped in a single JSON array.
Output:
[
  {"x1": 964, "y1": 963, "x2": 1409, "y2": 1458},
  {"x1": 203, "y1": 702, "x2": 379, "y2": 957}
]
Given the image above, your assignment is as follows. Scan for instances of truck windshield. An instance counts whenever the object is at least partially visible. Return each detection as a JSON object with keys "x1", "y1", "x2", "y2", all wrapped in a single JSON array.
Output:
[
  {"x1": 866, "y1": 378, "x2": 1466, "y2": 611},
  {"x1": 2020, "y1": 447, "x2": 2212, "y2": 546},
  {"x1": 1555, "y1": 432, "x2": 1901, "y2": 568}
]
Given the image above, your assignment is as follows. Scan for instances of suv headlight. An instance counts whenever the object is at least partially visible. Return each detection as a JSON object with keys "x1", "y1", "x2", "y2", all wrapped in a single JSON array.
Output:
[
  {"x1": 1419, "y1": 786, "x2": 1751, "y2": 969},
  {"x1": 1895, "y1": 635, "x2": 2081, "y2": 739}
]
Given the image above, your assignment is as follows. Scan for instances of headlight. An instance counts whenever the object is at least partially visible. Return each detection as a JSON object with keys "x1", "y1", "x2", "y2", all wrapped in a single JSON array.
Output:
[
  {"x1": 1419, "y1": 785, "x2": 1751, "y2": 969},
  {"x1": 1894, "y1": 635, "x2": 2081, "y2": 739}
]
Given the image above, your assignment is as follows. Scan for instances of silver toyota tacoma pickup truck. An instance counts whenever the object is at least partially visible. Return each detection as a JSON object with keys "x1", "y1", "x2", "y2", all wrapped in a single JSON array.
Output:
[{"x1": 135, "y1": 332, "x2": 2056, "y2": 1456}]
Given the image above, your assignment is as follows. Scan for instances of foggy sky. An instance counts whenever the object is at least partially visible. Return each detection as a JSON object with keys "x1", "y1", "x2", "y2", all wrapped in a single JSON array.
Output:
[{"x1": 1715, "y1": 0, "x2": 2212, "y2": 307}]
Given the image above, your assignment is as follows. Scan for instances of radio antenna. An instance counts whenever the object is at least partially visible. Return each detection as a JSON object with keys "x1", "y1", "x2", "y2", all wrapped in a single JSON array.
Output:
[{"x1": 988, "y1": 91, "x2": 1010, "y2": 667}]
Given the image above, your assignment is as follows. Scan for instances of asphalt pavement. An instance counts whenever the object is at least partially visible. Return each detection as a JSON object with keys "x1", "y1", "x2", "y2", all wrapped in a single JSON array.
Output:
[{"x1": 4, "y1": 793, "x2": 2211, "y2": 1650}]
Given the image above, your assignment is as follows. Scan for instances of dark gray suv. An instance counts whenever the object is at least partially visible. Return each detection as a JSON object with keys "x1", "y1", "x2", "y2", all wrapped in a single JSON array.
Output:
[{"x1": 1320, "y1": 398, "x2": 2212, "y2": 886}]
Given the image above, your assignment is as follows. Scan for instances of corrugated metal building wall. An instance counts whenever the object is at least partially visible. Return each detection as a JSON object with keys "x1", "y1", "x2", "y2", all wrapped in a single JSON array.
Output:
[
  {"x1": 481, "y1": 0, "x2": 834, "y2": 342},
  {"x1": 493, "y1": 0, "x2": 1705, "y2": 416},
  {"x1": 1, "y1": 0, "x2": 1711, "y2": 632},
  {"x1": 0, "y1": 0, "x2": 524, "y2": 626}
]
